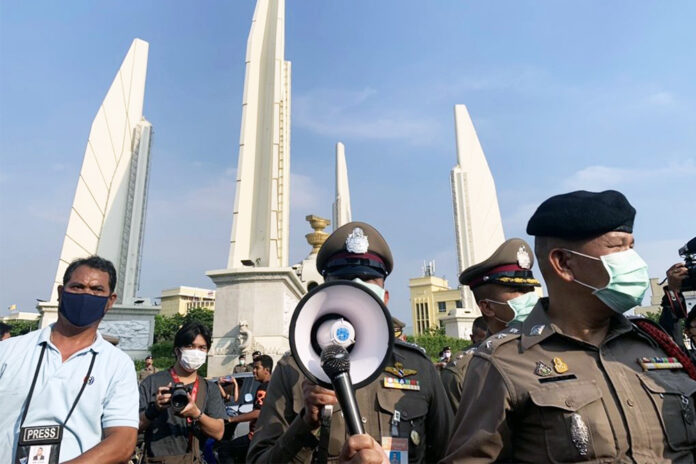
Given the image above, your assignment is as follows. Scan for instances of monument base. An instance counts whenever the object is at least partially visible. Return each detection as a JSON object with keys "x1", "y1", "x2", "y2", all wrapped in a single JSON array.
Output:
[
  {"x1": 206, "y1": 267, "x2": 306, "y2": 377},
  {"x1": 441, "y1": 307, "x2": 478, "y2": 339},
  {"x1": 37, "y1": 301, "x2": 158, "y2": 360}
]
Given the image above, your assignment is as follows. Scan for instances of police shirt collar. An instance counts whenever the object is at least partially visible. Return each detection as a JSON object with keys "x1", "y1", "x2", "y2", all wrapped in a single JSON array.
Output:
[{"x1": 520, "y1": 298, "x2": 555, "y2": 351}]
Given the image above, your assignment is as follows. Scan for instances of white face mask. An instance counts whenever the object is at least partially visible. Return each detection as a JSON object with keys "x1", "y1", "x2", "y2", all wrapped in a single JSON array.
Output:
[
  {"x1": 352, "y1": 278, "x2": 387, "y2": 302},
  {"x1": 179, "y1": 348, "x2": 207, "y2": 372}
]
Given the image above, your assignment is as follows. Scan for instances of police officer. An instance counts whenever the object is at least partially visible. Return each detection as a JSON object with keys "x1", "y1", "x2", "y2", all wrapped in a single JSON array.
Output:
[
  {"x1": 440, "y1": 238, "x2": 541, "y2": 414},
  {"x1": 442, "y1": 190, "x2": 696, "y2": 463},
  {"x1": 248, "y1": 222, "x2": 453, "y2": 463}
]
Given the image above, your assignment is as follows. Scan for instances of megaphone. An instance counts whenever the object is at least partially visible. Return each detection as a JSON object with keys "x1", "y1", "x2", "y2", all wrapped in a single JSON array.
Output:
[{"x1": 289, "y1": 280, "x2": 394, "y2": 389}]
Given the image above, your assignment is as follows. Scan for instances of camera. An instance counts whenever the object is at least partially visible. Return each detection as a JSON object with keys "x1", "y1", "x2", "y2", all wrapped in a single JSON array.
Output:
[
  {"x1": 678, "y1": 237, "x2": 696, "y2": 292},
  {"x1": 169, "y1": 383, "x2": 191, "y2": 413}
]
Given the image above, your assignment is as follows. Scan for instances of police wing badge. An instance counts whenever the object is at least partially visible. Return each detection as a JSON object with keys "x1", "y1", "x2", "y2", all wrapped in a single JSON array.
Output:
[
  {"x1": 385, "y1": 362, "x2": 417, "y2": 378},
  {"x1": 346, "y1": 228, "x2": 369, "y2": 254},
  {"x1": 517, "y1": 246, "x2": 531, "y2": 269}
]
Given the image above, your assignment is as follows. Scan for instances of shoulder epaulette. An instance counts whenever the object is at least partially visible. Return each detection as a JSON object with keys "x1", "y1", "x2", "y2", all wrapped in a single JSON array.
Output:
[
  {"x1": 475, "y1": 327, "x2": 521, "y2": 355},
  {"x1": 394, "y1": 339, "x2": 428, "y2": 358},
  {"x1": 627, "y1": 315, "x2": 671, "y2": 341}
]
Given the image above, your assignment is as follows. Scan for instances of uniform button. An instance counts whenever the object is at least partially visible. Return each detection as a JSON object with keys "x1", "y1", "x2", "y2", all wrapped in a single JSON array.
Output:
[
  {"x1": 361, "y1": 417, "x2": 367, "y2": 423},
  {"x1": 627, "y1": 399, "x2": 635, "y2": 407},
  {"x1": 565, "y1": 399, "x2": 575, "y2": 408}
]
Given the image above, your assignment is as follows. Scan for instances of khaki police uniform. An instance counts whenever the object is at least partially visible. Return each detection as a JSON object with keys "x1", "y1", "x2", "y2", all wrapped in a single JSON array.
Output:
[
  {"x1": 247, "y1": 221, "x2": 453, "y2": 463},
  {"x1": 443, "y1": 190, "x2": 696, "y2": 463},
  {"x1": 441, "y1": 238, "x2": 540, "y2": 415},
  {"x1": 248, "y1": 340, "x2": 452, "y2": 463},
  {"x1": 440, "y1": 347, "x2": 477, "y2": 413},
  {"x1": 442, "y1": 299, "x2": 696, "y2": 463},
  {"x1": 138, "y1": 365, "x2": 158, "y2": 383}
]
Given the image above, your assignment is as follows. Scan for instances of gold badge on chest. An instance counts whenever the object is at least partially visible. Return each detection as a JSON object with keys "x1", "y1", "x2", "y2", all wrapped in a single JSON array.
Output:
[{"x1": 385, "y1": 361, "x2": 417, "y2": 378}]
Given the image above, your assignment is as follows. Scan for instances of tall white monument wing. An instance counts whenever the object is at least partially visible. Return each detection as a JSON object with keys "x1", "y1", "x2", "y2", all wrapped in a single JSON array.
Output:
[
  {"x1": 450, "y1": 105, "x2": 505, "y2": 309},
  {"x1": 228, "y1": 0, "x2": 291, "y2": 268},
  {"x1": 332, "y1": 142, "x2": 352, "y2": 229},
  {"x1": 50, "y1": 39, "x2": 151, "y2": 303}
]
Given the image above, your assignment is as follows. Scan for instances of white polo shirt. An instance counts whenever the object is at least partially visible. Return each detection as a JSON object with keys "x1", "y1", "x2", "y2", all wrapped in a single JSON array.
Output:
[{"x1": 0, "y1": 325, "x2": 139, "y2": 462}]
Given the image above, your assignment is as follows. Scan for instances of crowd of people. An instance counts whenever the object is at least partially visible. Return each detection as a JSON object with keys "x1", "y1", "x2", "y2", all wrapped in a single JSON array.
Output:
[{"x1": 1, "y1": 188, "x2": 695, "y2": 463}]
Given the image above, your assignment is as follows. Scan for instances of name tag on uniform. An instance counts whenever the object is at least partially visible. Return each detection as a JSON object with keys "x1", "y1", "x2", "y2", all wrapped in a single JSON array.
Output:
[
  {"x1": 382, "y1": 437, "x2": 408, "y2": 463},
  {"x1": 383, "y1": 377, "x2": 420, "y2": 391},
  {"x1": 638, "y1": 357, "x2": 683, "y2": 371}
]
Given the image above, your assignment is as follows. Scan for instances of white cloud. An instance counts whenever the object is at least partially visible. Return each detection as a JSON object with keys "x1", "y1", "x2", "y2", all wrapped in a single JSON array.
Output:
[
  {"x1": 563, "y1": 159, "x2": 696, "y2": 191},
  {"x1": 294, "y1": 87, "x2": 439, "y2": 143},
  {"x1": 644, "y1": 91, "x2": 676, "y2": 107}
]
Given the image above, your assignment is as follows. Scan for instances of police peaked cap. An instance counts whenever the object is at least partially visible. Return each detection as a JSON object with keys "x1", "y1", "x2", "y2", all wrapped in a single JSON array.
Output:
[
  {"x1": 316, "y1": 221, "x2": 393, "y2": 278},
  {"x1": 526, "y1": 190, "x2": 636, "y2": 239},
  {"x1": 459, "y1": 238, "x2": 540, "y2": 289}
]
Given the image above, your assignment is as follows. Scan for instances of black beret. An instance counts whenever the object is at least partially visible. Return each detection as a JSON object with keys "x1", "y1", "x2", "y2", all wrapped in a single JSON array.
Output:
[
  {"x1": 316, "y1": 221, "x2": 393, "y2": 278},
  {"x1": 526, "y1": 190, "x2": 635, "y2": 239},
  {"x1": 459, "y1": 238, "x2": 540, "y2": 288}
]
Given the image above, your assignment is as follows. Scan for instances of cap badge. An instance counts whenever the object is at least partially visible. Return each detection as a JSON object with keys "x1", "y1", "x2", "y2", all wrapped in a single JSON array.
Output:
[
  {"x1": 345, "y1": 227, "x2": 369, "y2": 254},
  {"x1": 517, "y1": 246, "x2": 531, "y2": 269},
  {"x1": 553, "y1": 357, "x2": 568, "y2": 374},
  {"x1": 534, "y1": 361, "x2": 553, "y2": 377}
]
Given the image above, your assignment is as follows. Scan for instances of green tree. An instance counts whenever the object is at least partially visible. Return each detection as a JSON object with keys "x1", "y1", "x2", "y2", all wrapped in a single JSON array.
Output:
[
  {"x1": 6, "y1": 319, "x2": 39, "y2": 336},
  {"x1": 405, "y1": 333, "x2": 471, "y2": 361}
]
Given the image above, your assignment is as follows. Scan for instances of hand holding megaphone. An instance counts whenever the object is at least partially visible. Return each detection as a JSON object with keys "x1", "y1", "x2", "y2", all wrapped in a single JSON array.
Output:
[{"x1": 289, "y1": 281, "x2": 394, "y2": 433}]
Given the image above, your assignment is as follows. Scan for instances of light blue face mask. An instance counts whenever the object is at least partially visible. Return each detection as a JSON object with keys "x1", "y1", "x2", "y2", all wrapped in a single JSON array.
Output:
[
  {"x1": 352, "y1": 278, "x2": 387, "y2": 303},
  {"x1": 563, "y1": 248, "x2": 650, "y2": 314},
  {"x1": 485, "y1": 291, "x2": 540, "y2": 325}
]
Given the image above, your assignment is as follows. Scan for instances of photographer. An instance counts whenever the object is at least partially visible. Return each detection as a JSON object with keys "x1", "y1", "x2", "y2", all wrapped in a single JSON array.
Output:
[
  {"x1": 658, "y1": 237, "x2": 696, "y2": 349},
  {"x1": 139, "y1": 322, "x2": 226, "y2": 463}
]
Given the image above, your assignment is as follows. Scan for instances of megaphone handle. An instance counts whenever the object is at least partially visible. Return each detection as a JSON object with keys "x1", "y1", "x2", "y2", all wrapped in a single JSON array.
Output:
[{"x1": 330, "y1": 373, "x2": 365, "y2": 436}]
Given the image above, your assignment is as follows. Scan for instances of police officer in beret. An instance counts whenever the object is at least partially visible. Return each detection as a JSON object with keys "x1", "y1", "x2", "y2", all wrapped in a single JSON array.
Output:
[
  {"x1": 442, "y1": 190, "x2": 696, "y2": 463},
  {"x1": 248, "y1": 222, "x2": 453, "y2": 463},
  {"x1": 440, "y1": 238, "x2": 541, "y2": 414}
]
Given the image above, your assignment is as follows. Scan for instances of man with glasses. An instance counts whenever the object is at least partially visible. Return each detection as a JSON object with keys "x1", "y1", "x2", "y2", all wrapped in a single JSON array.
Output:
[{"x1": 138, "y1": 321, "x2": 226, "y2": 462}]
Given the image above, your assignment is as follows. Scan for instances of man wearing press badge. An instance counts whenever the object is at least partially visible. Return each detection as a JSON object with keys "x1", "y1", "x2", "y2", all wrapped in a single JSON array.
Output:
[
  {"x1": 442, "y1": 190, "x2": 696, "y2": 463},
  {"x1": 248, "y1": 221, "x2": 453, "y2": 463},
  {"x1": 138, "y1": 321, "x2": 226, "y2": 463},
  {"x1": 0, "y1": 256, "x2": 139, "y2": 464}
]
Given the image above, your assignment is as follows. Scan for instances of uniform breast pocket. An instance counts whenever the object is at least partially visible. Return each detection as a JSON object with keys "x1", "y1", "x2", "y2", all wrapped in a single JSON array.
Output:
[
  {"x1": 528, "y1": 380, "x2": 615, "y2": 463},
  {"x1": 638, "y1": 372, "x2": 696, "y2": 451},
  {"x1": 377, "y1": 388, "x2": 428, "y2": 463}
]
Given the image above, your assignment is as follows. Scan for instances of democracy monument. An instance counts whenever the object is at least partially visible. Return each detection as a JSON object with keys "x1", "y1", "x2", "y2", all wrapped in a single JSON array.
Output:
[
  {"x1": 34, "y1": 0, "x2": 506, "y2": 366},
  {"x1": 37, "y1": 38, "x2": 159, "y2": 358}
]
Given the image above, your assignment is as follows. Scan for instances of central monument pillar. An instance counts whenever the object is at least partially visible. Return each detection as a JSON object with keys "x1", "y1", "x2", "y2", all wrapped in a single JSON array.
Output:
[{"x1": 207, "y1": 0, "x2": 297, "y2": 376}]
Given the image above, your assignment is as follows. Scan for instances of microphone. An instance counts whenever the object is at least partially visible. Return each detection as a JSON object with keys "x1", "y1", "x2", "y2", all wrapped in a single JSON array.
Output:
[{"x1": 320, "y1": 344, "x2": 365, "y2": 435}]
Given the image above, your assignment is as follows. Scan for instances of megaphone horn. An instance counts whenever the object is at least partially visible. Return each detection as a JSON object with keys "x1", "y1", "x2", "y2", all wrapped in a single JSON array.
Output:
[{"x1": 289, "y1": 280, "x2": 394, "y2": 389}]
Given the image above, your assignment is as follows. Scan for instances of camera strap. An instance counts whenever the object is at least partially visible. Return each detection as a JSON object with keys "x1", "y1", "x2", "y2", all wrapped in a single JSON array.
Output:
[{"x1": 15, "y1": 342, "x2": 97, "y2": 464}]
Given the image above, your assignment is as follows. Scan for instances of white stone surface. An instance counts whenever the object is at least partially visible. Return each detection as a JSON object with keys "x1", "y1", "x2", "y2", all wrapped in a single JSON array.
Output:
[
  {"x1": 332, "y1": 142, "x2": 352, "y2": 230},
  {"x1": 441, "y1": 308, "x2": 474, "y2": 339},
  {"x1": 48, "y1": 38, "x2": 151, "y2": 307},
  {"x1": 450, "y1": 105, "x2": 505, "y2": 312},
  {"x1": 228, "y1": 0, "x2": 291, "y2": 269},
  {"x1": 206, "y1": 268, "x2": 305, "y2": 376}
]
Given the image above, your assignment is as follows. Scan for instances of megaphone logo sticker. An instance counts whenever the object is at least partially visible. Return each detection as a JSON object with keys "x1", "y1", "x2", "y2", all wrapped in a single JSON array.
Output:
[{"x1": 385, "y1": 362, "x2": 417, "y2": 378}]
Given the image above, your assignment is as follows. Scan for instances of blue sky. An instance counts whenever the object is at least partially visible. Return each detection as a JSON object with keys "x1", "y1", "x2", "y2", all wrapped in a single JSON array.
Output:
[{"x1": 1, "y1": 1, "x2": 695, "y2": 330}]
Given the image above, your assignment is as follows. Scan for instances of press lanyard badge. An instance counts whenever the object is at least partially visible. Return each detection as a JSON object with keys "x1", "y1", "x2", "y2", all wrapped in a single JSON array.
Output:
[{"x1": 15, "y1": 343, "x2": 97, "y2": 464}]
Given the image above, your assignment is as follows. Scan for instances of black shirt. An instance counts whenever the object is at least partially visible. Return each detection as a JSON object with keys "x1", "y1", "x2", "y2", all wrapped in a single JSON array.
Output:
[{"x1": 139, "y1": 370, "x2": 227, "y2": 457}]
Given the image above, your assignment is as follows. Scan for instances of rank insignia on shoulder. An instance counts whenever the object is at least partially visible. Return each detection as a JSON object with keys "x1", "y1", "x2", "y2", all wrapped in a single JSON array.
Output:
[
  {"x1": 535, "y1": 361, "x2": 553, "y2": 377},
  {"x1": 530, "y1": 325, "x2": 545, "y2": 336},
  {"x1": 496, "y1": 333, "x2": 507, "y2": 339},
  {"x1": 638, "y1": 357, "x2": 683, "y2": 371},
  {"x1": 384, "y1": 376, "x2": 420, "y2": 391},
  {"x1": 507, "y1": 328, "x2": 520, "y2": 334},
  {"x1": 385, "y1": 362, "x2": 417, "y2": 378},
  {"x1": 553, "y1": 357, "x2": 568, "y2": 374}
]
